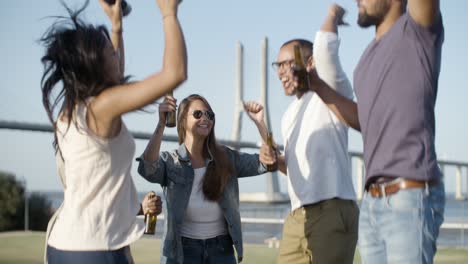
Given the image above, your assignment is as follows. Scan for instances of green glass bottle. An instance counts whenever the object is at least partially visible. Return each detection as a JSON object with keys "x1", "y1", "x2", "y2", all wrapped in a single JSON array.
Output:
[
  {"x1": 144, "y1": 193, "x2": 157, "y2": 235},
  {"x1": 266, "y1": 132, "x2": 278, "y2": 172}
]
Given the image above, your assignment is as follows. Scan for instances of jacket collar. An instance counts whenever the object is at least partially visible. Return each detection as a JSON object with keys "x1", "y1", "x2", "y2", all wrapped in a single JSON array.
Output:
[{"x1": 176, "y1": 142, "x2": 214, "y2": 163}]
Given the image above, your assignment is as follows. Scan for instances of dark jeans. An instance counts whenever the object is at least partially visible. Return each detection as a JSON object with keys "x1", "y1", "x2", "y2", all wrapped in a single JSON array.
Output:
[
  {"x1": 181, "y1": 234, "x2": 237, "y2": 264},
  {"x1": 47, "y1": 245, "x2": 132, "y2": 264}
]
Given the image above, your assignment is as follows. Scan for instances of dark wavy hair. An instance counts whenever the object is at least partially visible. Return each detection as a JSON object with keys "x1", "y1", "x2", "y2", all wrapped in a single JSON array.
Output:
[
  {"x1": 177, "y1": 94, "x2": 234, "y2": 201},
  {"x1": 40, "y1": 0, "x2": 123, "y2": 151}
]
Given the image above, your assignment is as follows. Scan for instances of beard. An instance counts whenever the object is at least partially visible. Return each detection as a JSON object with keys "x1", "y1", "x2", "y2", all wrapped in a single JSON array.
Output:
[
  {"x1": 357, "y1": 1, "x2": 390, "y2": 28},
  {"x1": 357, "y1": 12, "x2": 381, "y2": 28}
]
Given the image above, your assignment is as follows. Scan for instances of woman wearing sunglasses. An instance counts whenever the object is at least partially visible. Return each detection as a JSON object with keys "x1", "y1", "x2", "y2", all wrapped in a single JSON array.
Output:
[{"x1": 137, "y1": 94, "x2": 272, "y2": 264}]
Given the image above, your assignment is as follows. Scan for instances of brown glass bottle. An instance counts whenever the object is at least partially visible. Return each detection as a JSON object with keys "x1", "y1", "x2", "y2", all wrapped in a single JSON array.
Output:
[
  {"x1": 293, "y1": 45, "x2": 309, "y2": 92},
  {"x1": 165, "y1": 91, "x2": 176, "y2": 127},
  {"x1": 266, "y1": 132, "x2": 278, "y2": 172},
  {"x1": 144, "y1": 193, "x2": 157, "y2": 235}
]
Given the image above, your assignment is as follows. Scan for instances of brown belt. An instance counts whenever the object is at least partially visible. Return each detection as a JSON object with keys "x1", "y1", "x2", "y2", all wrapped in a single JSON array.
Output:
[{"x1": 368, "y1": 177, "x2": 428, "y2": 198}]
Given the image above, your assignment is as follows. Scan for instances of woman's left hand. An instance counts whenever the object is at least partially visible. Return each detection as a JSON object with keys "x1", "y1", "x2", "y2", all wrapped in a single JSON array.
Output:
[
  {"x1": 98, "y1": 0, "x2": 123, "y2": 31},
  {"x1": 142, "y1": 191, "x2": 162, "y2": 215}
]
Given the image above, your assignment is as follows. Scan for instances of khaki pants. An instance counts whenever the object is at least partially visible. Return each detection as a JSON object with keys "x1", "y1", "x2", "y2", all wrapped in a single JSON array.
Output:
[{"x1": 278, "y1": 198, "x2": 359, "y2": 264}]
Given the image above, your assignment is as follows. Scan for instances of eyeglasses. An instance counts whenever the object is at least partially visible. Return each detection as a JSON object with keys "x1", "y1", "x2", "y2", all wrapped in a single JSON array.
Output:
[
  {"x1": 271, "y1": 56, "x2": 311, "y2": 71},
  {"x1": 271, "y1": 59, "x2": 295, "y2": 71},
  {"x1": 191, "y1": 110, "x2": 215, "y2": 121}
]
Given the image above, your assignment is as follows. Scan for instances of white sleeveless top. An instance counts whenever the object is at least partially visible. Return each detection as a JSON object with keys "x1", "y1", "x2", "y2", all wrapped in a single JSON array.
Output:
[
  {"x1": 180, "y1": 167, "x2": 227, "y2": 239},
  {"x1": 47, "y1": 100, "x2": 145, "y2": 250}
]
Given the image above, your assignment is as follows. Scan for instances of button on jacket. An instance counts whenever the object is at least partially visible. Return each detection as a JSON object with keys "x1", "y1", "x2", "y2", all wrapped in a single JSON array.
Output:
[{"x1": 137, "y1": 143, "x2": 267, "y2": 264}]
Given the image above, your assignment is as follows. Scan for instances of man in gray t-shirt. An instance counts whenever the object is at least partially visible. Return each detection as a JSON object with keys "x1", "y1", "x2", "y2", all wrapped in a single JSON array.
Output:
[{"x1": 311, "y1": 0, "x2": 445, "y2": 262}]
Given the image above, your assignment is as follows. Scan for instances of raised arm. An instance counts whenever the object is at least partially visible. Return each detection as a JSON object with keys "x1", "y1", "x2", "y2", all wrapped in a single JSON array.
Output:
[
  {"x1": 408, "y1": 0, "x2": 440, "y2": 27},
  {"x1": 143, "y1": 96, "x2": 176, "y2": 162},
  {"x1": 243, "y1": 101, "x2": 269, "y2": 142},
  {"x1": 243, "y1": 101, "x2": 284, "y2": 173},
  {"x1": 314, "y1": 4, "x2": 353, "y2": 98},
  {"x1": 99, "y1": 0, "x2": 125, "y2": 77},
  {"x1": 136, "y1": 96, "x2": 176, "y2": 185},
  {"x1": 92, "y1": 0, "x2": 187, "y2": 124},
  {"x1": 312, "y1": 77, "x2": 360, "y2": 131},
  {"x1": 311, "y1": 4, "x2": 360, "y2": 131},
  {"x1": 320, "y1": 3, "x2": 347, "y2": 33}
]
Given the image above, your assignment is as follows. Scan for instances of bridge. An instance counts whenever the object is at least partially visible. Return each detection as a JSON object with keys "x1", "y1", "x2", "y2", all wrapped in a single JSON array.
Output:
[{"x1": 1, "y1": 119, "x2": 468, "y2": 202}]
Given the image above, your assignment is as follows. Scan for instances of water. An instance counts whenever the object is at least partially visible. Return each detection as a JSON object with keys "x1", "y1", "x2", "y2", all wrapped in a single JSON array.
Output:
[{"x1": 39, "y1": 191, "x2": 468, "y2": 246}]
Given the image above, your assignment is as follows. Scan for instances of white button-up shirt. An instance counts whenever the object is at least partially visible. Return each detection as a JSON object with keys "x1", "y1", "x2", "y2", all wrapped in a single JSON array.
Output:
[{"x1": 281, "y1": 31, "x2": 357, "y2": 211}]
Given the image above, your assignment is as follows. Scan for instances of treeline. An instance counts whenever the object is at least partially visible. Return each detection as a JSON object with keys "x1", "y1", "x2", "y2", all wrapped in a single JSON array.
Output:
[{"x1": 0, "y1": 171, "x2": 52, "y2": 231}]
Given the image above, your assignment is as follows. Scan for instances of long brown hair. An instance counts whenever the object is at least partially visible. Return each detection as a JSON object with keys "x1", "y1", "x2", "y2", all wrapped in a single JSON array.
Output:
[{"x1": 177, "y1": 94, "x2": 233, "y2": 201}]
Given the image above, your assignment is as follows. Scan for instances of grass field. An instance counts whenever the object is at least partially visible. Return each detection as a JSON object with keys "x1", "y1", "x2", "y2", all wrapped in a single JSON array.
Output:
[{"x1": 1, "y1": 232, "x2": 467, "y2": 263}]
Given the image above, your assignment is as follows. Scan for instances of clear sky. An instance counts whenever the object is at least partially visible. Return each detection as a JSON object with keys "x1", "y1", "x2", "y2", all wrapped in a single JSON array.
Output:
[{"x1": 1, "y1": 0, "x2": 467, "y2": 194}]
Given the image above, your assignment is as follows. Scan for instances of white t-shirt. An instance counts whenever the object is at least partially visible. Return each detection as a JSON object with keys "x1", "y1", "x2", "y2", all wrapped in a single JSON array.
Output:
[
  {"x1": 281, "y1": 31, "x2": 357, "y2": 211},
  {"x1": 48, "y1": 101, "x2": 145, "y2": 250},
  {"x1": 180, "y1": 167, "x2": 227, "y2": 239}
]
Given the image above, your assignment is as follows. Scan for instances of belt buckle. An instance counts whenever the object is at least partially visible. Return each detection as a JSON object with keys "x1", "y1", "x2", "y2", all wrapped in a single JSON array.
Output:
[
  {"x1": 369, "y1": 177, "x2": 401, "y2": 198},
  {"x1": 368, "y1": 183, "x2": 382, "y2": 198},
  {"x1": 380, "y1": 184, "x2": 386, "y2": 197}
]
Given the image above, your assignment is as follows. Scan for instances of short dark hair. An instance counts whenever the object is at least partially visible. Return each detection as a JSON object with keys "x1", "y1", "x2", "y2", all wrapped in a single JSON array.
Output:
[{"x1": 281, "y1": 39, "x2": 313, "y2": 58}]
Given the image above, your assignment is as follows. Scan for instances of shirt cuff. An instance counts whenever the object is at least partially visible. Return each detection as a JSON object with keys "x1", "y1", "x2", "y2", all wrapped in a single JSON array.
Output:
[{"x1": 136, "y1": 154, "x2": 159, "y2": 175}]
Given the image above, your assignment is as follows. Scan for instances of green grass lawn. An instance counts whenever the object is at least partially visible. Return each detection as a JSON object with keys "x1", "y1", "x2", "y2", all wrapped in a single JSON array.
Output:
[{"x1": 1, "y1": 231, "x2": 467, "y2": 264}]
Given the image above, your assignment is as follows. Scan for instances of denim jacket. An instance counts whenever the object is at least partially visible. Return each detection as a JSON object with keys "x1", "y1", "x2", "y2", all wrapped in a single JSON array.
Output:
[{"x1": 137, "y1": 144, "x2": 267, "y2": 264}]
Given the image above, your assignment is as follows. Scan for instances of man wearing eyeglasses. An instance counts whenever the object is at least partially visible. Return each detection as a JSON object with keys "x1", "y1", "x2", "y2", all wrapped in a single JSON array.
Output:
[{"x1": 263, "y1": 4, "x2": 358, "y2": 264}]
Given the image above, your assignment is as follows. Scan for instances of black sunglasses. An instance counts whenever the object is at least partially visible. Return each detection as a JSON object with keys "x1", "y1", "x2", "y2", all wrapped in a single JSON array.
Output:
[{"x1": 191, "y1": 110, "x2": 215, "y2": 121}]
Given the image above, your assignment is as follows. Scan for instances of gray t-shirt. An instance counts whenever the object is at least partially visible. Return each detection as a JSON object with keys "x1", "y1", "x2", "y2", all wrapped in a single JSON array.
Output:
[{"x1": 354, "y1": 13, "x2": 444, "y2": 185}]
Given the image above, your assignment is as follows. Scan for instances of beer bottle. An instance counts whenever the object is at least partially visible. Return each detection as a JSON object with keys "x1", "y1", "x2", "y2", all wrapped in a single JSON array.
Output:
[
  {"x1": 293, "y1": 45, "x2": 309, "y2": 92},
  {"x1": 266, "y1": 132, "x2": 278, "y2": 172},
  {"x1": 165, "y1": 91, "x2": 177, "y2": 127},
  {"x1": 144, "y1": 193, "x2": 157, "y2": 235}
]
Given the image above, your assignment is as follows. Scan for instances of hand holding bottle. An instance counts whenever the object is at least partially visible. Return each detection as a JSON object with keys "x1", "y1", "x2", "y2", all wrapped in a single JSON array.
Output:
[
  {"x1": 260, "y1": 140, "x2": 278, "y2": 172},
  {"x1": 165, "y1": 92, "x2": 177, "y2": 127},
  {"x1": 328, "y1": 4, "x2": 348, "y2": 26},
  {"x1": 158, "y1": 95, "x2": 177, "y2": 127},
  {"x1": 99, "y1": 0, "x2": 123, "y2": 29},
  {"x1": 142, "y1": 191, "x2": 161, "y2": 235},
  {"x1": 142, "y1": 191, "x2": 162, "y2": 215}
]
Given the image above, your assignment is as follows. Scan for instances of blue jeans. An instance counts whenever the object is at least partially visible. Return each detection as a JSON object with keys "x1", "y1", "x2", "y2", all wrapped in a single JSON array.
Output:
[
  {"x1": 179, "y1": 234, "x2": 236, "y2": 264},
  {"x1": 358, "y1": 181, "x2": 445, "y2": 264}
]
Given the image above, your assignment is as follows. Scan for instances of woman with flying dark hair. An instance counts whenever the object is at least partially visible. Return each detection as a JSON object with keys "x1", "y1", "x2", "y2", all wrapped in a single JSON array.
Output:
[
  {"x1": 41, "y1": 0, "x2": 187, "y2": 263},
  {"x1": 137, "y1": 94, "x2": 272, "y2": 264}
]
